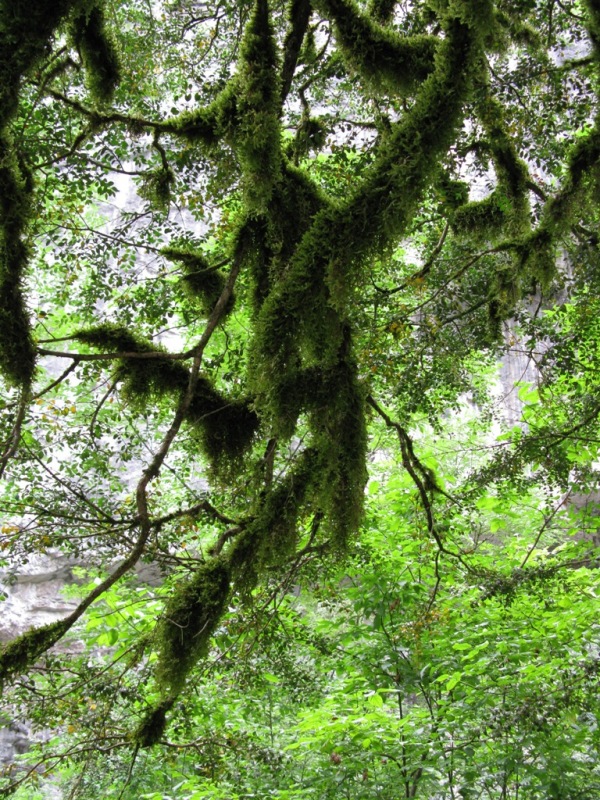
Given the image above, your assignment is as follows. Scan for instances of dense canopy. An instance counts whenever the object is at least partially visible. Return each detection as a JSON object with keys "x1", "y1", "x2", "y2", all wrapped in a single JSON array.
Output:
[{"x1": 1, "y1": 0, "x2": 600, "y2": 796}]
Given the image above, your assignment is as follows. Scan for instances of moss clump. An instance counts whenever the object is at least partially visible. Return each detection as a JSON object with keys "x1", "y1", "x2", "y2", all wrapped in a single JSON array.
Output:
[
  {"x1": 314, "y1": 0, "x2": 437, "y2": 95},
  {"x1": 519, "y1": 128, "x2": 600, "y2": 285},
  {"x1": 251, "y1": 11, "x2": 483, "y2": 386},
  {"x1": 583, "y1": 0, "x2": 600, "y2": 63},
  {"x1": 154, "y1": 558, "x2": 230, "y2": 695},
  {"x1": 69, "y1": 3, "x2": 120, "y2": 104},
  {"x1": 75, "y1": 324, "x2": 190, "y2": 403},
  {"x1": 517, "y1": 228, "x2": 556, "y2": 289},
  {"x1": 161, "y1": 245, "x2": 232, "y2": 317},
  {"x1": 166, "y1": 83, "x2": 236, "y2": 147},
  {"x1": 0, "y1": 619, "x2": 70, "y2": 690},
  {"x1": 232, "y1": 0, "x2": 282, "y2": 212},
  {"x1": 228, "y1": 447, "x2": 318, "y2": 586},
  {"x1": 437, "y1": 173, "x2": 470, "y2": 211},
  {"x1": 452, "y1": 92, "x2": 531, "y2": 251},
  {"x1": 368, "y1": 0, "x2": 397, "y2": 24},
  {"x1": 232, "y1": 359, "x2": 367, "y2": 570},
  {"x1": 76, "y1": 325, "x2": 259, "y2": 470},
  {"x1": 309, "y1": 354, "x2": 367, "y2": 548},
  {"x1": 134, "y1": 697, "x2": 174, "y2": 748},
  {"x1": 452, "y1": 192, "x2": 508, "y2": 241},
  {"x1": 478, "y1": 95, "x2": 531, "y2": 236},
  {"x1": 0, "y1": 0, "x2": 89, "y2": 389},
  {"x1": 294, "y1": 116, "x2": 328, "y2": 159},
  {"x1": 139, "y1": 167, "x2": 174, "y2": 212},
  {"x1": 167, "y1": 0, "x2": 281, "y2": 213},
  {"x1": 188, "y1": 378, "x2": 260, "y2": 474},
  {"x1": 495, "y1": 10, "x2": 541, "y2": 49},
  {"x1": 0, "y1": 140, "x2": 36, "y2": 386}
]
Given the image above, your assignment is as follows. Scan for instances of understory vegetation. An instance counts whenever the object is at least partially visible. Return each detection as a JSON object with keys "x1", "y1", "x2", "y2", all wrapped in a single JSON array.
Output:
[{"x1": 1, "y1": 0, "x2": 600, "y2": 796}]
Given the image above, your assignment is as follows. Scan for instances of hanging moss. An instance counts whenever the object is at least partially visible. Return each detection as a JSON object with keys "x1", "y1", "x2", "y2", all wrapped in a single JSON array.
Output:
[
  {"x1": 517, "y1": 228, "x2": 556, "y2": 288},
  {"x1": 452, "y1": 192, "x2": 508, "y2": 241},
  {"x1": 368, "y1": 0, "x2": 397, "y2": 24},
  {"x1": 492, "y1": 263, "x2": 521, "y2": 316},
  {"x1": 520, "y1": 128, "x2": 600, "y2": 285},
  {"x1": 161, "y1": 245, "x2": 232, "y2": 317},
  {"x1": 167, "y1": 84, "x2": 237, "y2": 147},
  {"x1": 309, "y1": 353, "x2": 367, "y2": 548},
  {"x1": 583, "y1": 0, "x2": 600, "y2": 64},
  {"x1": 478, "y1": 94, "x2": 531, "y2": 236},
  {"x1": 314, "y1": 0, "x2": 438, "y2": 95},
  {"x1": 75, "y1": 324, "x2": 190, "y2": 403},
  {"x1": 294, "y1": 116, "x2": 328, "y2": 159},
  {"x1": 453, "y1": 91, "x2": 531, "y2": 252},
  {"x1": 164, "y1": 0, "x2": 281, "y2": 212},
  {"x1": 139, "y1": 167, "x2": 174, "y2": 212},
  {"x1": 436, "y1": 173, "x2": 470, "y2": 212},
  {"x1": 69, "y1": 2, "x2": 120, "y2": 104},
  {"x1": 281, "y1": 0, "x2": 312, "y2": 101},
  {"x1": 0, "y1": 0, "x2": 79, "y2": 106},
  {"x1": 154, "y1": 558, "x2": 230, "y2": 695},
  {"x1": 187, "y1": 378, "x2": 260, "y2": 474},
  {"x1": 0, "y1": 139, "x2": 36, "y2": 386},
  {"x1": 0, "y1": 0, "x2": 88, "y2": 387},
  {"x1": 76, "y1": 325, "x2": 259, "y2": 468},
  {"x1": 0, "y1": 619, "x2": 70, "y2": 690},
  {"x1": 233, "y1": 214, "x2": 273, "y2": 311},
  {"x1": 234, "y1": 160, "x2": 328, "y2": 319},
  {"x1": 232, "y1": 0, "x2": 282, "y2": 212},
  {"x1": 135, "y1": 697, "x2": 174, "y2": 748},
  {"x1": 228, "y1": 447, "x2": 318, "y2": 588},
  {"x1": 495, "y1": 10, "x2": 541, "y2": 48}
]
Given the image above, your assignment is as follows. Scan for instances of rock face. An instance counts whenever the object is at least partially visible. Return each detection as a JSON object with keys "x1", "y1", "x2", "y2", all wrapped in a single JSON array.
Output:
[
  {"x1": 499, "y1": 319, "x2": 541, "y2": 427},
  {"x1": 0, "y1": 553, "x2": 80, "y2": 767},
  {"x1": 0, "y1": 553, "x2": 79, "y2": 643}
]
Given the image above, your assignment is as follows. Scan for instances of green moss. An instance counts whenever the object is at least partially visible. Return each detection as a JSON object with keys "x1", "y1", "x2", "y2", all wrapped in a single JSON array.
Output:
[
  {"x1": 232, "y1": 214, "x2": 272, "y2": 311},
  {"x1": 162, "y1": 245, "x2": 232, "y2": 317},
  {"x1": 139, "y1": 167, "x2": 174, "y2": 212},
  {"x1": 517, "y1": 229, "x2": 556, "y2": 288},
  {"x1": 69, "y1": 3, "x2": 120, "y2": 104},
  {"x1": 0, "y1": 619, "x2": 70, "y2": 690},
  {"x1": 188, "y1": 378, "x2": 260, "y2": 474},
  {"x1": 476, "y1": 95, "x2": 531, "y2": 237},
  {"x1": 452, "y1": 193, "x2": 507, "y2": 241},
  {"x1": 314, "y1": 0, "x2": 438, "y2": 95},
  {"x1": 520, "y1": 127, "x2": 600, "y2": 284},
  {"x1": 233, "y1": 0, "x2": 282, "y2": 212},
  {"x1": 294, "y1": 116, "x2": 328, "y2": 159},
  {"x1": 75, "y1": 324, "x2": 190, "y2": 402},
  {"x1": 310, "y1": 354, "x2": 367, "y2": 548},
  {"x1": 492, "y1": 264, "x2": 520, "y2": 311},
  {"x1": 495, "y1": 10, "x2": 541, "y2": 48},
  {"x1": 0, "y1": 1, "x2": 95, "y2": 388},
  {"x1": 164, "y1": 0, "x2": 281, "y2": 212},
  {"x1": 0, "y1": 138, "x2": 36, "y2": 387},
  {"x1": 0, "y1": 0, "x2": 79, "y2": 114},
  {"x1": 234, "y1": 161, "x2": 327, "y2": 317},
  {"x1": 228, "y1": 447, "x2": 318, "y2": 586},
  {"x1": 168, "y1": 85, "x2": 236, "y2": 147},
  {"x1": 76, "y1": 325, "x2": 258, "y2": 469},
  {"x1": 154, "y1": 558, "x2": 230, "y2": 695},
  {"x1": 437, "y1": 173, "x2": 470, "y2": 211},
  {"x1": 368, "y1": 0, "x2": 397, "y2": 24},
  {"x1": 134, "y1": 697, "x2": 174, "y2": 748},
  {"x1": 583, "y1": 0, "x2": 600, "y2": 63}
]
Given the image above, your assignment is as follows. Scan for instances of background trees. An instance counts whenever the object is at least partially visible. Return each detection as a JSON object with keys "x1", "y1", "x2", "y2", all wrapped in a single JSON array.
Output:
[{"x1": 1, "y1": 0, "x2": 600, "y2": 796}]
